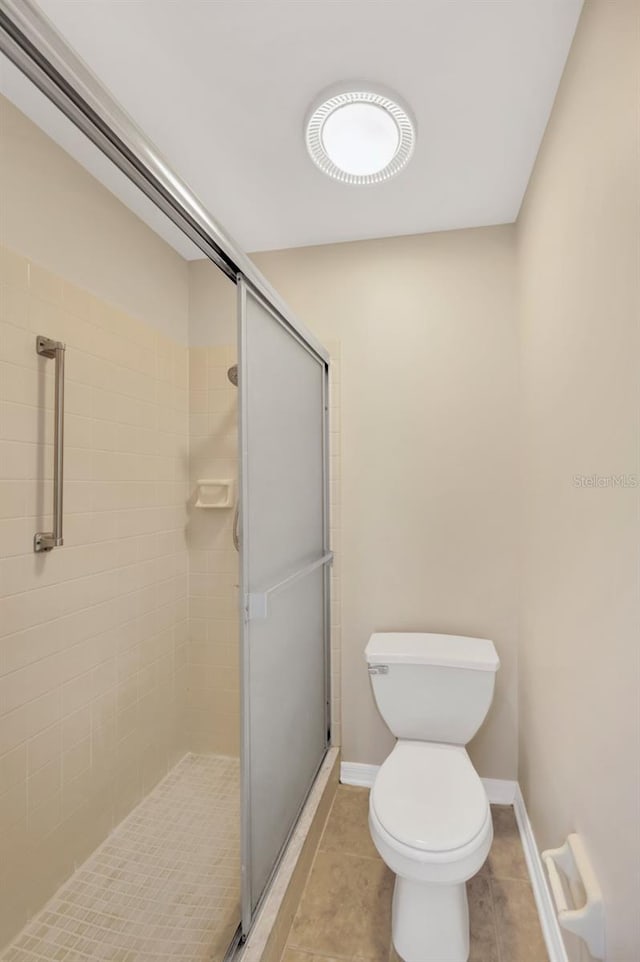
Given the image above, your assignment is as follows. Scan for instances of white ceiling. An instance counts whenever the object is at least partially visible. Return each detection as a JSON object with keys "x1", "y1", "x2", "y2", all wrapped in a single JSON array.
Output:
[{"x1": 11, "y1": 0, "x2": 583, "y2": 254}]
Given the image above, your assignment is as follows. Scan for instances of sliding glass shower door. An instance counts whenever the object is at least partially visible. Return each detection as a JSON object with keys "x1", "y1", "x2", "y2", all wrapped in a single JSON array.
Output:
[{"x1": 237, "y1": 279, "x2": 331, "y2": 932}]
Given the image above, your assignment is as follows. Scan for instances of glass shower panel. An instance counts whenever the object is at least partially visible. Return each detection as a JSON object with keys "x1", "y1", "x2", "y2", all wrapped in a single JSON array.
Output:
[{"x1": 238, "y1": 279, "x2": 330, "y2": 929}]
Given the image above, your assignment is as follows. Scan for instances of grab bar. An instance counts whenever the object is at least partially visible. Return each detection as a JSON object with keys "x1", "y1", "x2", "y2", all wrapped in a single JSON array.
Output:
[
  {"x1": 247, "y1": 551, "x2": 333, "y2": 620},
  {"x1": 34, "y1": 335, "x2": 65, "y2": 553},
  {"x1": 232, "y1": 502, "x2": 240, "y2": 552}
]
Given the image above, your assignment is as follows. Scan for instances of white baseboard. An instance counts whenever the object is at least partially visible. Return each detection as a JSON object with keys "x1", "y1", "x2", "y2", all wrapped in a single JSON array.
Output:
[
  {"x1": 340, "y1": 761, "x2": 567, "y2": 962},
  {"x1": 513, "y1": 785, "x2": 569, "y2": 962},
  {"x1": 340, "y1": 761, "x2": 379, "y2": 787},
  {"x1": 480, "y1": 777, "x2": 517, "y2": 805},
  {"x1": 340, "y1": 761, "x2": 516, "y2": 805}
]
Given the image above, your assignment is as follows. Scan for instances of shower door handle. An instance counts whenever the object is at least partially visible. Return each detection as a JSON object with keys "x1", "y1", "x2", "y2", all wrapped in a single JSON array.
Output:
[{"x1": 34, "y1": 335, "x2": 66, "y2": 553}]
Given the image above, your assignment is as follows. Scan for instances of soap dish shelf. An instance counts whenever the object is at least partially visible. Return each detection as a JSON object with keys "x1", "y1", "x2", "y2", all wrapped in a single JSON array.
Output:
[
  {"x1": 195, "y1": 479, "x2": 235, "y2": 509},
  {"x1": 542, "y1": 834, "x2": 605, "y2": 959}
]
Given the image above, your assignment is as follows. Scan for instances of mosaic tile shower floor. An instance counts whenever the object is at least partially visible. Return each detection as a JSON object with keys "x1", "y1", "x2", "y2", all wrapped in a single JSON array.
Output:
[{"x1": 1, "y1": 754, "x2": 240, "y2": 962}]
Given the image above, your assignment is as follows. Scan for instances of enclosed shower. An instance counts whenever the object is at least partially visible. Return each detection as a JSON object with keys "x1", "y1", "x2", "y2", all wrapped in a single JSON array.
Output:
[{"x1": 0, "y1": 4, "x2": 332, "y2": 960}]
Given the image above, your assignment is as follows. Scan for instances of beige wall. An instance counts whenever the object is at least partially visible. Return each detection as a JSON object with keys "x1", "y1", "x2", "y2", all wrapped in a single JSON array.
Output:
[
  {"x1": 517, "y1": 1, "x2": 640, "y2": 959},
  {"x1": 251, "y1": 226, "x2": 520, "y2": 779},
  {"x1": 0, "y1": 96, "x2": 190, "y2": 343}
]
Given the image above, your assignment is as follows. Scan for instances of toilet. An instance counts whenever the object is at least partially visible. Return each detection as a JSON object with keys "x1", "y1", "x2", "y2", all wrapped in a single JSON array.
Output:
[{"x1": 365, "y1": 632, "x2": 500, "y2": 962}]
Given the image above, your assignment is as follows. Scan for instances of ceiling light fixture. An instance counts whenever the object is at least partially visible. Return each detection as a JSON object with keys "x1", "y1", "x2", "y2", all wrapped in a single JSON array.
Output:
[{"x1": 305, "y1": 86, "x2": 416, "y2": 185}]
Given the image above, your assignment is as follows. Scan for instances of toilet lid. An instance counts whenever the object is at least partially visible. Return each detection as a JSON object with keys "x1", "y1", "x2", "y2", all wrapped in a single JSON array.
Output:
[{"x1": 371, "y1": 742, "x2": 489, "y2": 854}]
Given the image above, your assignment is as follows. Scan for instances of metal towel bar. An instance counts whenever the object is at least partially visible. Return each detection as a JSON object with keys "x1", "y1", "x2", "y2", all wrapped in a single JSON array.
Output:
[
  {"x1": 34, "y1": 334, "x2": 65, "y2": 553},
  {"x1": 247, "y1": 552, "x2": 333, "y2": 620}
]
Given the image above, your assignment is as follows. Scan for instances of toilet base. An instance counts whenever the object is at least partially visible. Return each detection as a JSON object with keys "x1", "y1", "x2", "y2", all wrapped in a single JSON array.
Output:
[{"x1": 392, "y1": 876, "x2": 470, "y2": 962}]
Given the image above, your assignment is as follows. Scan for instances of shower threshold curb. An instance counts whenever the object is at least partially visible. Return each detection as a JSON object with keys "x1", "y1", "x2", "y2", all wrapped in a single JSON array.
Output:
[{"x1": 238, "y1": 747, "x2": 340, "y2": 962}]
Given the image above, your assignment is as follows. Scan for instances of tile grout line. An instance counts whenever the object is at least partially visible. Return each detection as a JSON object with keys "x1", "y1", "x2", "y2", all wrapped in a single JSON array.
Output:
[
  {"x1": 487, "y1": 874, "x2": 504, "y2": 962},
  {"x1": 285, "y1": 785, "x2": 394, "y2": 962}
]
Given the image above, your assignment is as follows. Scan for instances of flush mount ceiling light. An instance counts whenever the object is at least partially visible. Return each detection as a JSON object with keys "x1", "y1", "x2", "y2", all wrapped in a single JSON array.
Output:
[{"x1": 305, "y1": 86, "x2": 416, "y2": 185}]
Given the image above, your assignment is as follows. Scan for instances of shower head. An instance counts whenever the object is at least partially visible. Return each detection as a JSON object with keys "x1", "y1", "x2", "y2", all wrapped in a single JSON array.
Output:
[{"x1": 227, "y1": 364, "x2": 238, "y2": 386}]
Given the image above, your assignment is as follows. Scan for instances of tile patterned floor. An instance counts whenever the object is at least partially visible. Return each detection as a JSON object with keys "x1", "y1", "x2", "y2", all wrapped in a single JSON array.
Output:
[
  {"x1": 282, "y1": 786, "x2": 549, "y2": 962},
  {"x1": 1, "y1": 754, "x2": 240, "y2": 962}
]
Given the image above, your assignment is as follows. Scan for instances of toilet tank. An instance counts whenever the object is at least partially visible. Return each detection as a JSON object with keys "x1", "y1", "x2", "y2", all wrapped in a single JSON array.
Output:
[{"x1": 365, "y1": 633, "x2": 500, "y2": 744}]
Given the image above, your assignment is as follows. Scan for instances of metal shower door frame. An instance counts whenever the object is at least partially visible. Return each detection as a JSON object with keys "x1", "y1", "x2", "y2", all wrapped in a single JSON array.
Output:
[{"x1": 237, "y1": 276, "x2": 332, "y2": 936}]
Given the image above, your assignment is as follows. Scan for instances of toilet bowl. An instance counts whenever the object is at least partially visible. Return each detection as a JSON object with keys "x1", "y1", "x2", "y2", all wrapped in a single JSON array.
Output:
[
  {"x1": 365, "y1": 632, "x2": 500, "y2": 962},
  {"x1": 369, "y1": 741, "x2": 492, "y2": 961}
]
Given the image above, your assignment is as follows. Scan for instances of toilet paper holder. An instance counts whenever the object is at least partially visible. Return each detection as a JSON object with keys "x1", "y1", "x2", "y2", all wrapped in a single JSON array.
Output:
[{"x1": 542, "y1": 834, "x2": 604, "y2": 959}]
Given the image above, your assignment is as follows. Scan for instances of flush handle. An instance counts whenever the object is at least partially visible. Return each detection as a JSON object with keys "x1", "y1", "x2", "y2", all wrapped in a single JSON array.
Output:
[{"x1": 368, "y1": 664, "x2": 389, "y2": 675}]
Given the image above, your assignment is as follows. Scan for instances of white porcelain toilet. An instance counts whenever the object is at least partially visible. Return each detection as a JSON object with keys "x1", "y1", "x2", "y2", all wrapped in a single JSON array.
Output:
[{"x1": 365, "y1": 632, "x2": 500, "y2": 962}]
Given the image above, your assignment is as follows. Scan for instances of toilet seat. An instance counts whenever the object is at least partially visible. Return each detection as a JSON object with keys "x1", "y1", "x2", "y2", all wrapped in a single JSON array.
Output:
[
  {"x1": 368, "y1": 741, "x2": 493, "y2": 885},
  {"x1": 371, "y1": 741, "x2": 489, "y2": 854}
]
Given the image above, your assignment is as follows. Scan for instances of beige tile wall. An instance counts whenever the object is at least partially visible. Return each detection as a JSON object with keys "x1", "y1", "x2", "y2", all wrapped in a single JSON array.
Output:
[
  {"x1": 186, "y1": 345, "x2": 240, "y2": 755},
  {"x1": 185, "y1": 341, "x2": 342, "y2": 753},
  {"x1": 0, "y1": 245, "x2": 190, "y2": 947},
  {"x1": 0, "y1": 95, "x2": 190, "y2": 345}
]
